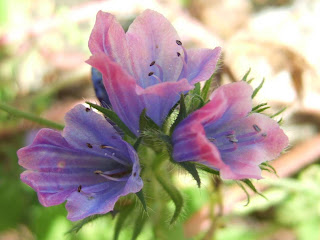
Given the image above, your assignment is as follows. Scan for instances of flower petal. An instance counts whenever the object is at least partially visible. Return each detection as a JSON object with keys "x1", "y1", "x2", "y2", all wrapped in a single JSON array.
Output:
[
  {"x1": 88, "y1": 11, "x2": 133, "y2": 75},
  {"x1": 136, "y1": 78, "x2": 194, "y2": 126},
  {"x1": 126, "y1": 9, "x2": 183, "y2": 87},
  {"x1": 204, "y1": 81, "x2": 253, "y2": 135},
  {"x1": 86, "y1": 54, "x2": 143, "y2": 134},
  {"x1": 179, "y1": 47, "x2": 221, "y2": 84},
  {"x1": 219, "y1": 113, "x2": 289, "y2": 179}
]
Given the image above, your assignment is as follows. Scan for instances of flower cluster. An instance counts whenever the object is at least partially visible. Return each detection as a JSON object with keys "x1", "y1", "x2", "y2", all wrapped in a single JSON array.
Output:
[{"x1": 18, "y1": 9, "x2": 288, "y2": 223}]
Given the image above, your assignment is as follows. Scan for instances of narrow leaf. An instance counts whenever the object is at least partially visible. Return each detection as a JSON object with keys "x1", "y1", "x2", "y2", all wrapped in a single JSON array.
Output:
[
  {"x1": 155, "y1": 172, "x2": 183, "y2": 224},
  {"x1": 242, "y1": 179, "x2": 267, "y2": 200},
  {"x1": 236, "y1": 181, "x2": 250, "y2": 206},
  {"x1": 195, "y1": 163, "x2": 220, "y2": 176},
  {"x1": 131, "y1": 211, "x2": 147, "y2": 240},
  {"x1": 0, "y1": 102, "x2": 64, "y2": 130},
  {"x1": 86, "y1": 102, "x2": 136, "y2": 139},
  {"x1": 255, "y1": 106, "x2": 270, "y2": 113},
  {"x1": 139, "y1": 109, "x2": 160, "y2": 132},
  {"x1": 114, "y1": 205, "x2": 134, "y2": 240},
  {"x1": 170, "y1": 94, "x2": 187, "y2": 134},
  {"x1": 270, "y1": 107, "x2": 286, "y2": 118},
  {"x1": 66, "y1": 214, "x2": 108, "y2": 234},
  {"x1": 201, "y1": 78, "x2": 213, "y2": 101},
  {"x1": 135, "y1": 190, "x2": 147, "y2": 212},
  {"x1": 241, "y1": 68, "x2": 251, "y2": 82},
  {"x1": 251, "y1": 78, "x2": 265, "y2": 98},
  {"x1": 252, "y1": 103, "x2": 268, "y2": 111},
  {"x1": 178, "y1": 161, "x2": 201, "y2": 188}
]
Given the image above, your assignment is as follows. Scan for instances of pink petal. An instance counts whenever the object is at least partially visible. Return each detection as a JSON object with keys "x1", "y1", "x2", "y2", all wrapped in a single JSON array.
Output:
[{"x1": 126, "y1": 9, "x2": 183, "y2": 86}]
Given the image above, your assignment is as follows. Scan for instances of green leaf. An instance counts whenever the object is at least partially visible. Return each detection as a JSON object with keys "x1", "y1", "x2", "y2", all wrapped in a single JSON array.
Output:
[
  {"x1": 255, "y1": 106, "x2": 270, "y2": 113},
  {"x1": 0, "y1": 102, "x2": 64, "y2": 130},
  {"x1": 195, "y1": 163, "x2": 220, "y2": 176},
  {"x1": 251, "y1": 78, "x2": 265, "y2": 98},
  {"x1": 252, "y1": 103, "x2": 268, "y2": 112},
  {"x1": 201, "y1": 78, "x2": 213, "y2": 101},
  {"x1": 170, "y1": 94, "x2": 187, "y2": 134},
  {"x1": 86, "y1": 102, "x2": 136, "y2": 139},
  {"x1": 135, "y1": 190, "x2": 147, "y2": 212},
  {"x1": 241, "y1": 68, "x2": 251, "y2": 82},
  {"x1": 270, "y1": 107, "x2": 286, "y2": 118},
  {"x1": 139, "y1": 109, "x2": 160, "y2": 132},
  {"x1": 155, "y1": 172, "x2": 183, "y2": 224},
  {"x1": 178, "y1": 161, "x2": 201, "y2": 188},
  {"x1": 236, "y1": 181, "x2": 251, "y2": 206},
  {"x1": 131, "y1": 211, "x2": 147, "y2": 240},
  {"x1": 66, "y1": 214, "x2": 108, "y2": 234},
  {"x1": 114, "y1": 205, "x2": 134, "y2": 240},
  {"x1": 241, "y1": 179, "x2": 267, "y2": 200}
]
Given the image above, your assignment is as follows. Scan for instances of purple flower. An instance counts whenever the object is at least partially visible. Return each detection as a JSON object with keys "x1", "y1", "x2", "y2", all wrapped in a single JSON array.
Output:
[
  {"x1": 18, "y1": 104, "x2": 143, "y2": 221},
  {"x1": 172, "y1": 82, "x2": 289, "y2": 180},
  {"x1": 86, "y1": 10, "x2": 221, "y2": 135}
]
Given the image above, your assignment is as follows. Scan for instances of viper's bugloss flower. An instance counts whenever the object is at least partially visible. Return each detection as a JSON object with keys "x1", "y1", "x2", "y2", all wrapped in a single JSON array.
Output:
[
  {"x1": 18, "y1": 104, "x2": 143, "y2": 221},
  {"x1": 86, "y1": 9, "x2": 221, "y2": 135},
  {"x1": 172, "y1": 82, "x2": 289, "y2": 180}
]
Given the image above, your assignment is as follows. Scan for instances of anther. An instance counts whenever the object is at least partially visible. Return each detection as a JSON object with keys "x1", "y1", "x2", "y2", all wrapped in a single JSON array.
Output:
[
  {"x1": 77, "y1": 185, "x2": 82, "y2": 192},
  {"x1": 176, "y1": 40, "x2": 182, "y2": 45},
  {"x1": 262, "y1": 133, "x2": 267, "y2": 137},
  {"x1": 253, "y1": 124, "x2": 261, "y2": 132},
  {"x1": 86, "y1": 143, "x2": 93, "y2": 148},
  {"x1": 177, "y1": 52, "x2": 181, "y2": 57},
  {"x1": 133, "y1": 172, "x2": 137, "y2": 177},
  {"x1": 100, "y1": 145, "x2": 115, "y2": 149},
  {"x1": 94, "y1": 170, "x2": 103, "y2": 175},
  {"x1": 150, "y1": 61, "x2": 156, "y2": 66},
  {"x1": 148, "y1": 72, "x2": 154, "y2": 76},
  {"x1": 227, "y1": 134, "x2": 238, "y2": 143},
  {"x1": 85, "y1": 107, "x2": 90, "y2": 112}
]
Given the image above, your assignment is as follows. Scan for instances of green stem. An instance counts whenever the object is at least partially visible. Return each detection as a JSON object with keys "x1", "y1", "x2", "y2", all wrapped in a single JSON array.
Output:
[{"x1": 0, "y1": 102, "x2": 64, "y2": 130}]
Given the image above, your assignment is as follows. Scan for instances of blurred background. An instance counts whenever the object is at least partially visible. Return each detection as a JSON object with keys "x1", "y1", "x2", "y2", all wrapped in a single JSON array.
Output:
[{"x1": 1, "y1": 0, "x2": 320, "y2": 239}]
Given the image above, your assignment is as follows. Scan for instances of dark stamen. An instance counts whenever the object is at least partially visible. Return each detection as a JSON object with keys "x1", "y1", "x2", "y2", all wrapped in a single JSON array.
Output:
[
  {"x1": 86, "y1": 143, "x2": 93, "y2": 148},
  {"x1": 133, "y1": 172, "x2": 137, "y2": 177},
  {"x1": 253, "y1": 124, "x2": 261, "y2": 132},
  {"x1": 94, "y1": 170, "x2": 103, "y2": 175},
  {"x1": 148, "y1": 72, "x2": 154, "y2": 76},
  {"x1": 100, "y1": 144, "x2": 114, "y2": 149},
  {"x1": 262, "y1": 133, "x2": 267, "y2": 137},
  {"x1": 177, "y1": 52, "x2": 181, "y2": 57},
  {"x1": 176, "y1": 40, "x2": 182, "y2": 45},
  {"x1": 77, "y1": 185, "x2": 82, "y2": 192},
  {"x1": 150, "y1": 61, "x2": 156, "y2": 66},
  {"x1": 85, "y1": 107, "x2": 90, "y2": 112}
]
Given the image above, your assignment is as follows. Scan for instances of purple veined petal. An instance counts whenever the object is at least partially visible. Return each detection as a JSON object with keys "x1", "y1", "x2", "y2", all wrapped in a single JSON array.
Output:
[
  {"x1": 87, "y1": 53, "x2": 143, "y2": 135},
  {"x1": 218, "y1": 113, "x2": 289, "y2": 179},
  {"x1": 126, "y1": 9, "x2": 183, "y2": 87},
  {"x1": 63, "y1": 104, "x2": 133, "y2": 165},
  {"x1": 178, "y1": 47, "x2": 221, "y2": 84},
  {"x1": 18, "y1": 104, "x2": 143, "y2": 220},
  {"x1": 204, "y1": 81, "x2": 253, "y2": 134},
  {"x1": 89, "y1": 11, "x2": 134, "y2": 76},
  {"x1": 136, "y1": 78, "x2": 194, "y2": 126},
  {"x1": 172, "y1": 81, "x2": 289, "y2": 180}
]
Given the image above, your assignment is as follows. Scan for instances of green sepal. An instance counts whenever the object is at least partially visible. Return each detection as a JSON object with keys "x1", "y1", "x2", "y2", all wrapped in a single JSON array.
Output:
[
  {"x1": 270, "y1": 107, "x2": 286, "y2": 118},
  {"x1": 66, "y1": 214, "x2": 109, "y2": 234},
  {"x1": 133, "y1": 137, "x2": 142, "y2": 151},
  {"x1": 193, "y1": 82, "x2": 201, "y2": 95},
  {"x1": 255, "y1": 106, "x2": 270, "y2": 113},
  {"x1": 86, "y1": 102, "x2": 136, "y2": 139},
  {"x1": 260, "y1": 162, "x2": 278, "y2": 176},
  {"x1": 131, "y1": 210, "x2": 147, "y2": 240},
  {"x1": 113, "y1": 204, "x2": 135, "y2": 240},
  {"x1": 236, "y1": 181, "x2": 251, "y2": 206},
  {"x1": 201, "y1": 77, "x2": 213, "y2": 102},
  {"x1": 139, "y1": 109, "x2": 160, "y2": 132},
  {"x1": 170, "y1": 94, "x2": 187, "y2": 135},
  {"x1": 252, "y1": 103, "x2": 268, "y2": 112},
  {"x1": 241, "y1": 68, "x2": 251, "y2": 82},
  {"x1": 241, "y1": 179, "x2": 267, "y2": 201},
  {"x1": 195, "y1": 163, "x2": 220, "y2": 176},
  {"x1": 178, "y1": 161, "x2": 201, "y2": 188},
  {"x1": 251, "y1": 78, "x2": 265, "y2": 98},
  {"x1": 135, "y1": 190, "x2": 147, "y2": 212},
  {"x1": 155, "y1": 171, "x2": 183, "y2": 224}
]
